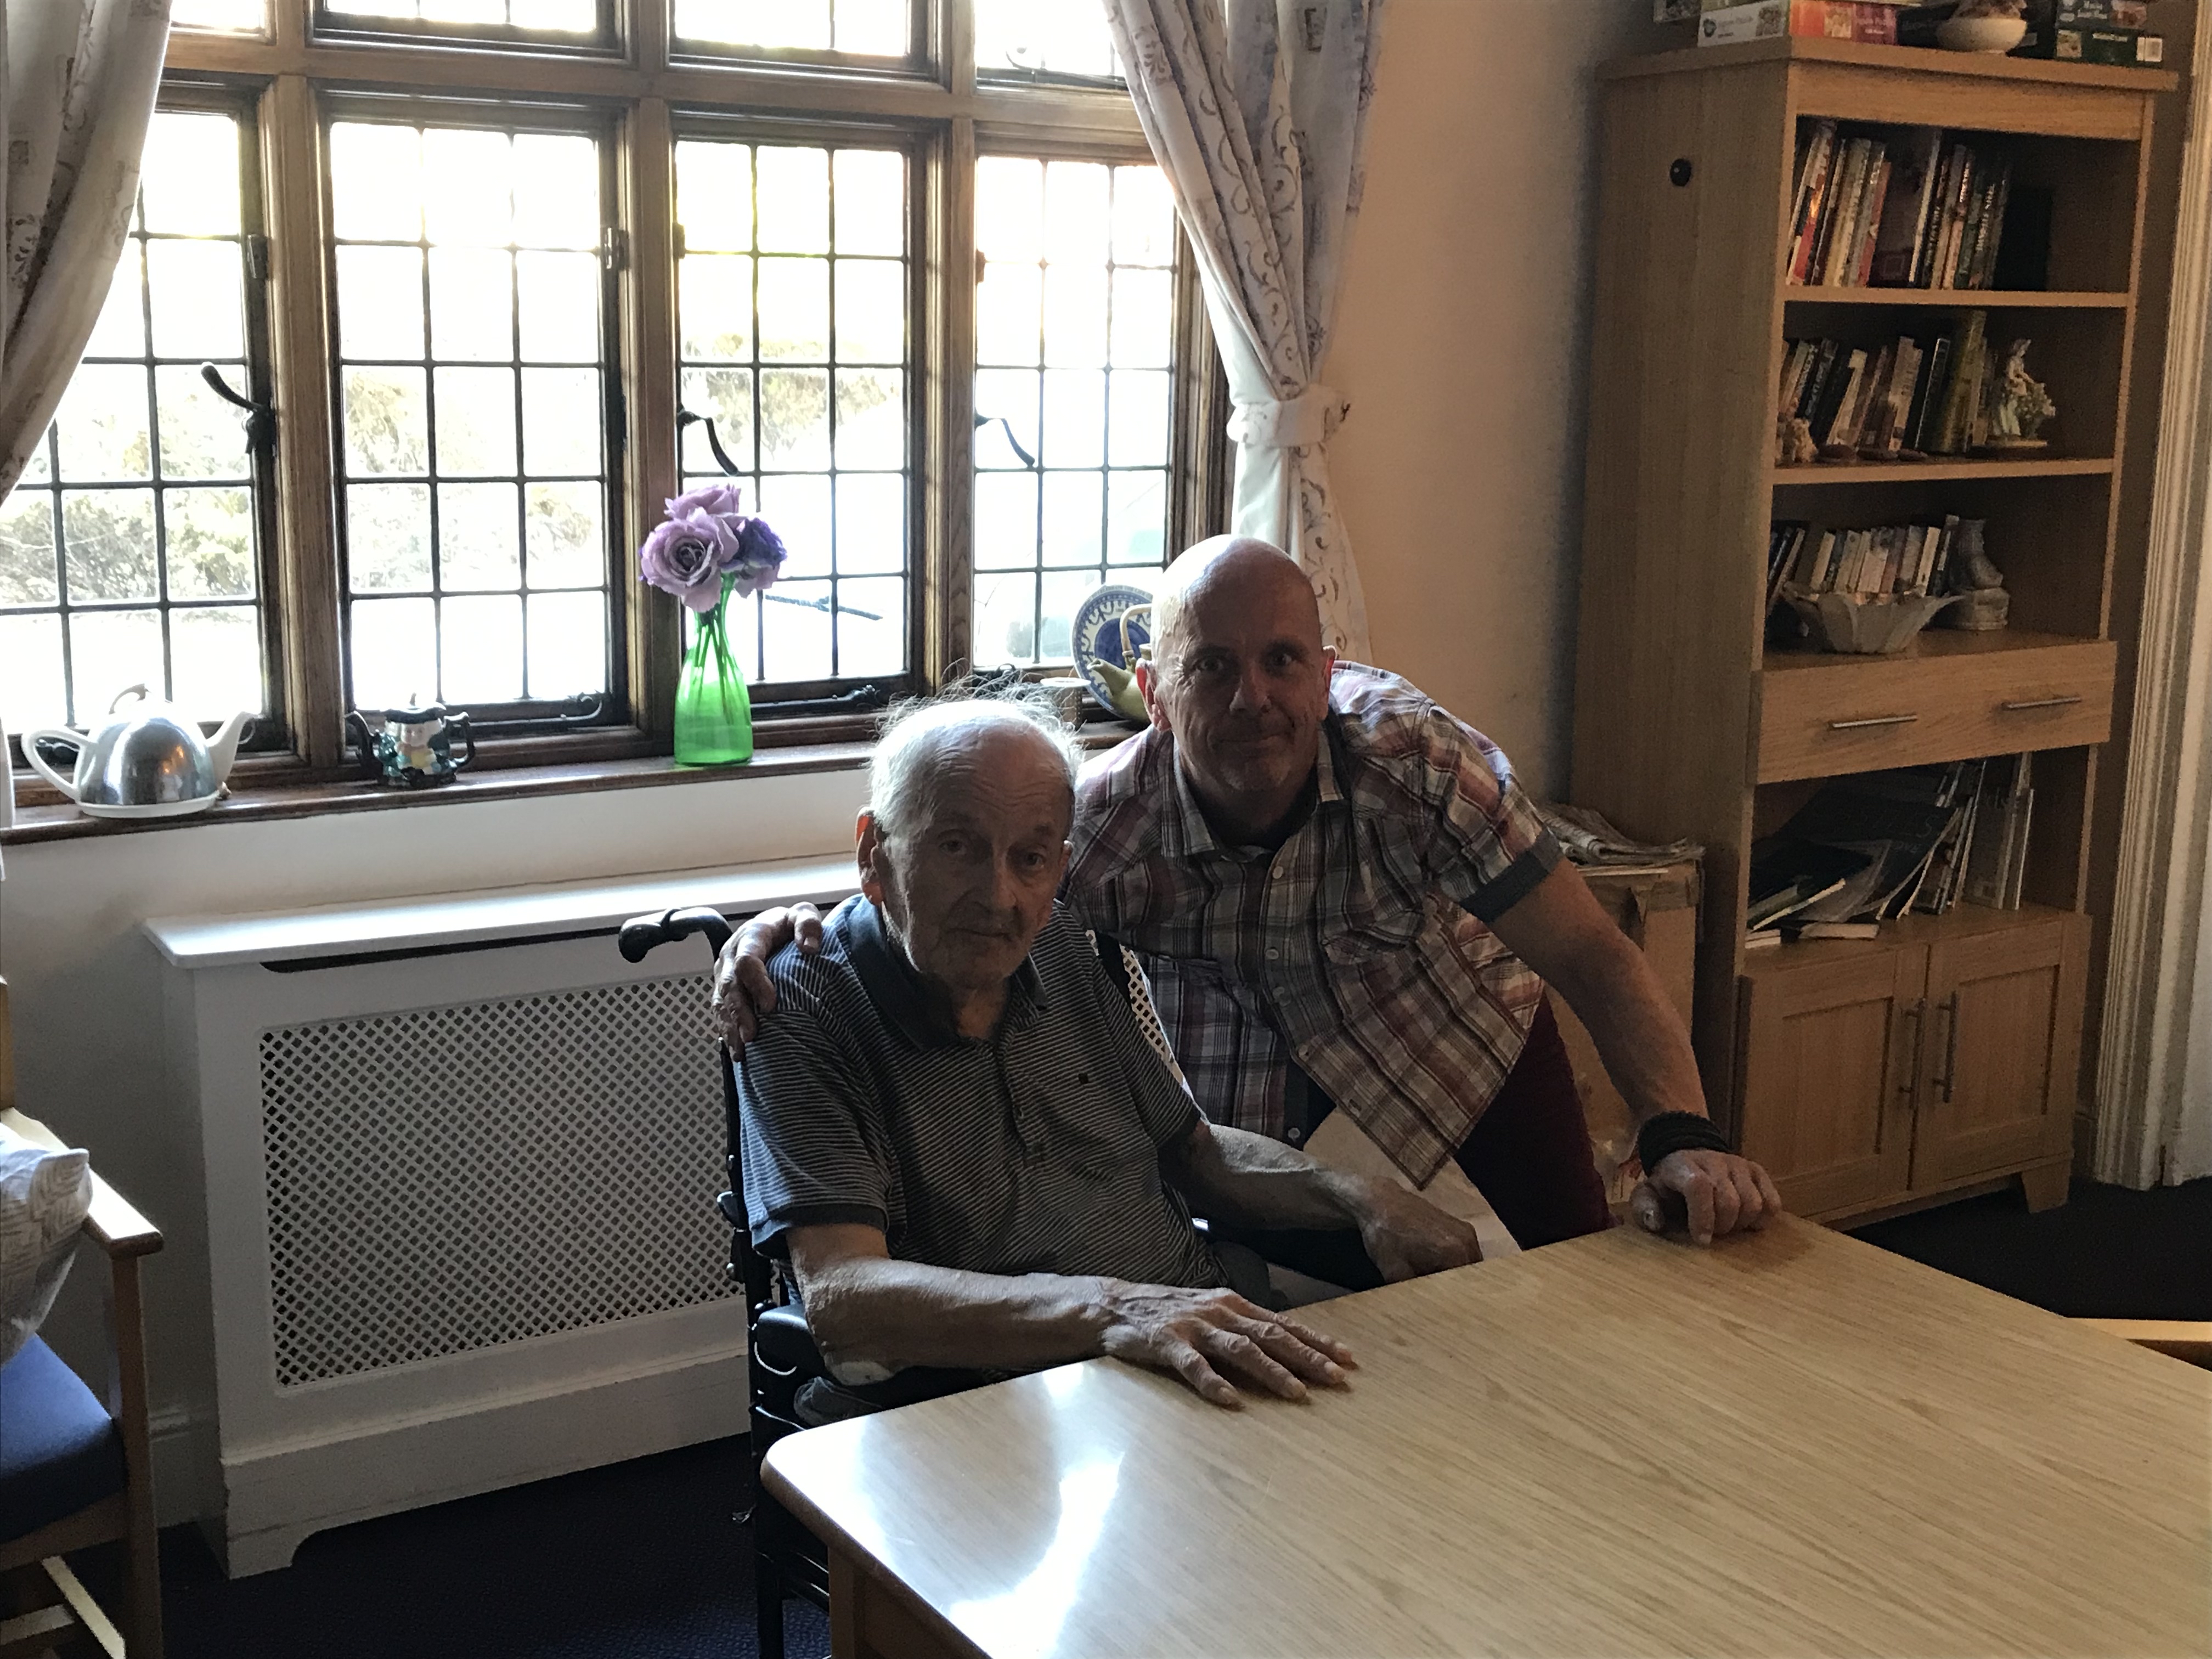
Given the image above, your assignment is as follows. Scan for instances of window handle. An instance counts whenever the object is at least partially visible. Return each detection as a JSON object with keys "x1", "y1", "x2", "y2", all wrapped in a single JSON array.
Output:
[
  {"x1": 200, "y1": 362, "x2": 273, "y2": 453},
  {"x1": 2001, "y1": 695, "x2": 2084, "y2": 712},
  {"x1": 676, "y1": 407, "x2": 744, "y2": 477},
  {"x1": 1827, "y1": 713, "x2": 1919, "y2": 730},
  {"x1": 974, "y1": 412, "x2": 1037, "y2": 469}
]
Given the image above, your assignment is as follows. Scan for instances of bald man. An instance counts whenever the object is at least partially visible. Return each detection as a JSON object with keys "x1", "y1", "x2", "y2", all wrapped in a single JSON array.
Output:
[{"x1": 720, "y1": 538, "x2": 1780, "y2": 1267}]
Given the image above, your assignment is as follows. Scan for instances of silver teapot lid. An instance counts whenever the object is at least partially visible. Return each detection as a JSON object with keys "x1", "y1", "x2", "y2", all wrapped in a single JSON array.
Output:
[{"x1": 70, "y1": 685, "x2": 219, "y2": 809}]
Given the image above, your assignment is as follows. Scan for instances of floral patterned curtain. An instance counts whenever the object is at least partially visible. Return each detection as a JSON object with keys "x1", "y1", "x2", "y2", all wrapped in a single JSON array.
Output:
[
  {"x1": 1101, "y1": 0, "x2": 1385, "y2": 656},
  {"x1": 1, "y1": 0, "x2": 174, "y2": 503}
]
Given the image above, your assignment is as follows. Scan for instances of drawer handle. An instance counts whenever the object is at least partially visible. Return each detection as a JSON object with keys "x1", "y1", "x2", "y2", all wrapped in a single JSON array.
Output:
[
  {"x1": 1828, "y1": 714, "x2": 1919, "y2": 731},
  {"x1": 2000, "y1": 695, "x2": 2084, "y2": 713}
]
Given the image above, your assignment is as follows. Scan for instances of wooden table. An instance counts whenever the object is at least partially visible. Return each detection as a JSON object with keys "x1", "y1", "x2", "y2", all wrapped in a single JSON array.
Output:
[{"x1": 763, "y1": 1218, "x2": 2212, "y2": 1658}]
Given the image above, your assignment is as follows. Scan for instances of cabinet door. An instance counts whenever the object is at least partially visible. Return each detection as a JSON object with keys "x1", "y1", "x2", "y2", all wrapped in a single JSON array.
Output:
[
  {"x1": 1736, "y1": 946, "x2": 1925, "y2": 1218},
  {"x1": 1911, "y1": 915, "x2": 2087, "y2": 1190}
]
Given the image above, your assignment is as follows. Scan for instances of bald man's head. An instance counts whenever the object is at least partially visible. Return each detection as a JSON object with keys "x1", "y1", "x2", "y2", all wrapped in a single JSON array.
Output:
[
  {"x1": 1137, "y1": 536, "x2": 1336, "y2": 842},
  {"x1": 1151, "y1": 536, "x2": 1324, "y2": 669}
]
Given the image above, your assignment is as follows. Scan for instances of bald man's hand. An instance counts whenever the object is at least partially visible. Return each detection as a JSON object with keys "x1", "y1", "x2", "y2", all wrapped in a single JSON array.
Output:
[{"x1": 709, "y1": 902, "x2": 823, "y2": 1051}]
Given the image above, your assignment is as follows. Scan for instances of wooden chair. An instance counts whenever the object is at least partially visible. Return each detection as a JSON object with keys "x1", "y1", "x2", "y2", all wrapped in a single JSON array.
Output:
[{"x1": 0, "y1": 977, "x2": 165, "y2": 1658}]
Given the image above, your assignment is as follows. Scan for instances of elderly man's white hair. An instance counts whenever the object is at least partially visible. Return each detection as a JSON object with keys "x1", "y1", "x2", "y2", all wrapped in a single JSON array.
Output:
[{"x1": 868, "y1": 690, "x2": 1083, "y2": 842}]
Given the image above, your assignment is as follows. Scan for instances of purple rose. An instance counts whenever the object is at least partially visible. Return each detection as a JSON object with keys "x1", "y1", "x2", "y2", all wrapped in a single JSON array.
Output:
[
  {"x1": 726, "y1": 516, "x2": 787, "y2": 598},
  {"x1": 639, "y1": 507, "x2": 738, "y2": 613},
  {"x1": 667, "y1": 481, "x2": 745, "y2": 521}
]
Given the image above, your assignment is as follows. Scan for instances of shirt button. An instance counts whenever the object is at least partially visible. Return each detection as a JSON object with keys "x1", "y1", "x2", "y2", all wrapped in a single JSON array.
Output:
[
  {"x1": 1272, "y1": 866, "x2": 1287, "y2": 880},
  {"x1": 1266, "y1": 949, "x2": 1280, "y2": 961},
  {"x1": 1288, "y1": 1127, "x2": 1304, "y2": 1144}
]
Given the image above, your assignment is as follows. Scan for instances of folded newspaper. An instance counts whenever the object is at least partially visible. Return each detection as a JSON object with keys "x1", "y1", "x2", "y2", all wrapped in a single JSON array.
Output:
[{"x1": 1537, "y1": 802, "x2": 1703, "y2": 871}]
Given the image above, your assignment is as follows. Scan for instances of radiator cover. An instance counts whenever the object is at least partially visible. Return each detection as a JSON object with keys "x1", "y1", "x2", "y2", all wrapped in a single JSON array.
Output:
[{"x1": 258, "y1": 975, "x2": 728, "y2": 1390}]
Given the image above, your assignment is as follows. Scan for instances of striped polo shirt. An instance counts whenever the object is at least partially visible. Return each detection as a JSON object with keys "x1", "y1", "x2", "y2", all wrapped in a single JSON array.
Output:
[{"x1": 736, "y1": 894, "x2": 1226, "y2": 1291}]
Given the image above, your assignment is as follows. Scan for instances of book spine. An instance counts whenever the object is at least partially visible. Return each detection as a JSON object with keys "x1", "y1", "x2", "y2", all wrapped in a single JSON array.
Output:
[
  {"x1": 1804, "y1": 528, "x2": 1838, "y2": 590},
  {"x1": 1932, "y1": 311, "x2": 1985, "y2": 453},
  {"x1": 1853, "y1": 154, "x2": 1892, "y2": 287},
  {"x1": 1816, "y1": 140, "x2": 1869, "y2": 286},
  {"x1": 1870, "y1": 128, "x2": 1940, "y2": 287},
  {"x1": 1817, "y1": 347, "x2": 1867, "y2": 446},
  {"x1": 1908, "y1": 334, "x2": 1952, "y2": 451},
  {"x1": 1798, "y1": 337, "x2": 1841, "y2": 424},
  {"x1": 1973, "y1": 161, "x2": 2013, "y2": 290},
  {"x1": 1786, "y1": 122, "x2": 1838, "y2": 284},
  {"x1": 1880, "y1": 337, "x2": 1922, "y2": 453},
  {"x1": 1851, "y1": 343, "x2": 1895, "y2": 449}
]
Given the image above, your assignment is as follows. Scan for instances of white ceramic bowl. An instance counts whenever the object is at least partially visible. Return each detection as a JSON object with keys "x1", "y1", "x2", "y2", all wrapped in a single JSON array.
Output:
[{"x1": 1936, "y1": 14, "x2": 2028, "y2": 52}]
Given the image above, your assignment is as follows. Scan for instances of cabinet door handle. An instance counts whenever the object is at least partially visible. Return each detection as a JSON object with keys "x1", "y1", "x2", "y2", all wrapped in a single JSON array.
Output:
[
  {"x1": 1898, "y1": 997, "x2": 1926, "y2": 1103},
  {"x1": 1929, "y1": 992, "x2": 1960, "y2": 1104},
  {"x1": 2000, "y1": 695, "x2": 2084, "y2": 712},
  {"x1": 1828, "y1": 713, "x2": 1919, "y2": 731}
]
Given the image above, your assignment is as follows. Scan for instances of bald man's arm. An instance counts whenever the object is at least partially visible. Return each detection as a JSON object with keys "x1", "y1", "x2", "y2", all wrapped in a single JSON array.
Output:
[{"x1": 1489, "y1": 861, "x2": 1783, "y2": 1244}]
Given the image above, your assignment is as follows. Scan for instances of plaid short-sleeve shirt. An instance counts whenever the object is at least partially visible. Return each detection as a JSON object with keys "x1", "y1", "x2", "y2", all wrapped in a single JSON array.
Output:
[{"x1": 1064, "y1": 662, "x2": 1562, "y2": 1186}]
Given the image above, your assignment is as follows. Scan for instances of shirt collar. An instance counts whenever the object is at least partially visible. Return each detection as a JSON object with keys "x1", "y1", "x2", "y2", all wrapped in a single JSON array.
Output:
[
  {"x1": 845, "y1": 896, "x2": 1048, "y2": 1048},
  {"x1": 1161, "y1": 716, "x2": 1346, "y2": 860}
]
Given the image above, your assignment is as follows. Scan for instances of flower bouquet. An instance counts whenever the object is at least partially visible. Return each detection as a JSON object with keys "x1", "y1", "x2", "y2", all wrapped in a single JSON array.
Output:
[{"x1": 639, "y1": 482, "x2": 787, "y2": 765}]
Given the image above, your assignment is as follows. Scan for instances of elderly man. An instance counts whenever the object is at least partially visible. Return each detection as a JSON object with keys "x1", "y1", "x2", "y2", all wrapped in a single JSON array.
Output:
[
  {"x1": 724, "y1": 539, "x2": 1780, "y2": 1269},
  {"x1": 737, "y1": 694, "x2": 1479, "y2": 1413}
]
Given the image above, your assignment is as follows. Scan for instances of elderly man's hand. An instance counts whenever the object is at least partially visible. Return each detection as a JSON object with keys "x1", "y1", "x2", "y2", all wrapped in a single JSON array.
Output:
[
  {"x1": 1630, "y1": 1149, "x2": 1785, "y2": 1245},
  {"x1": 1096, "y1": 1282, "x2": 1354, "y2": 1409},
  {"x1": 1348, "y1": 1180, "x2": 1482, "y2": 1282},
  {"x1": 709, "y1": 902, "x2": 824, "y2": 1051}
]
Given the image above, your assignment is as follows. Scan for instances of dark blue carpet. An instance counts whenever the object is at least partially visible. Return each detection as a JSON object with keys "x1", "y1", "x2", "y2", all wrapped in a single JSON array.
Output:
[
  {"x1": 1850, "y1": 1176, "x2": 2211, "y2": 1320},
  {"x1": 81, "y1": 1435, "x2": 828, "y2": 1658}
]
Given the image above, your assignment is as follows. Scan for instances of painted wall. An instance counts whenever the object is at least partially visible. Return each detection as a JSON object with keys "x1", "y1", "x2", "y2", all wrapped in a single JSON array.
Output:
[
  {"x1": 0, "y1": 0, "x2": 1678, "y2": 1527},
  {"x1": 1330, "y1": 0, "x2": 1672, "y2": 795}
]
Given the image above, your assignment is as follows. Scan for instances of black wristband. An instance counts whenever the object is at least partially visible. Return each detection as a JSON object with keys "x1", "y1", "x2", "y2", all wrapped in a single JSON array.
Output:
[{"x1": 1637, "y1": 1110, "x2": 1733, "y2": 1174}]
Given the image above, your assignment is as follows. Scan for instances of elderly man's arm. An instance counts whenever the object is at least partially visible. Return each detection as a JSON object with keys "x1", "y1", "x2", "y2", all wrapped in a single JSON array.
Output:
[
  {"x1": 1158, "y1": 1121, "x2": 1480, "y2": 1282},
  {"x1": 1487, "y1": 859, "x2": 1784, "y2": 1245},
  {"x1": 784, "y1": 1223, "x2": 1354, "y2": 1410}
]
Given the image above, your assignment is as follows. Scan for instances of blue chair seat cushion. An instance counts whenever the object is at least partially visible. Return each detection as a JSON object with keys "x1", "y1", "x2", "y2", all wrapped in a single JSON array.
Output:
[{"x1": 0, "y1": 1335, "x2": 125, "y2": 1540}]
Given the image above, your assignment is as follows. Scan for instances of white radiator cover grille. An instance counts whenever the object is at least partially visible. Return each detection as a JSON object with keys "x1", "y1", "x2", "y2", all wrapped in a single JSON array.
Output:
[{"x1": 257, "y1": 973, "x2": 731, "y2": 1389}]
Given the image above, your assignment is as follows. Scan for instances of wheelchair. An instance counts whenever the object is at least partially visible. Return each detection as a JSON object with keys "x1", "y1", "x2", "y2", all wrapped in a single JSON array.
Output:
[{"x1": 617, "y1": 905, "x2": 828, "y2": 1659}]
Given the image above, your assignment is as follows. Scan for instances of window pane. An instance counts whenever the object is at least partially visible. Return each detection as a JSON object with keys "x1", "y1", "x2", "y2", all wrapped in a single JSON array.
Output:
[
  {"x1": 972, "y1": 158, "x2": 1175, "y2": 667},
  {"x1": 333, "y1": 117, "x2": 613, "y2": 709},
  {"x1": 674, "y1": 0, "x2": 909, "y2": 55},
  {"x1": 976, "y1": 0, "x2": 1119, "y2": 80},
  {"x1": 4, "y1": 109, "x2": 269, "y2": 727},
  {"x1": 322, "y1": 0, "x2": 595, "y2": 31},
  {"x1": 676, "y1": 137, "x2": 911, "y2": 687},
  {"x1": 173, "y1": 0, "x2": 267, "y2": 30}
]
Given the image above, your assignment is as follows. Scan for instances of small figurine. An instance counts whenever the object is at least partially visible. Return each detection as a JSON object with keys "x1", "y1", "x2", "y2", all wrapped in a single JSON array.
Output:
[
  {"x1": 1942, "y1": 517, "x2": 2011, "y2": 631},
  {"x1": 1984, "y1": 338, "x2": 2056, "y2": 449},
  {"x1": 1779, "y1": 415, "x2": 1820, "y2": 466}
]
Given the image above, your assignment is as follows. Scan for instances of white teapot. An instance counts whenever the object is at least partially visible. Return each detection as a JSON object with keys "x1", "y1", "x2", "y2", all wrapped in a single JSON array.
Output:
[{"x1": 23, "y1": 685, "x2": 253, "y2": 819}]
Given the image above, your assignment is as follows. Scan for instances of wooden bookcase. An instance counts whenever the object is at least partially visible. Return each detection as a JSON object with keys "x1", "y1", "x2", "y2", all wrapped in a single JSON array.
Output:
[{"x1": 1571, "y1": 38, "x2": 2176, "y2": 1224}]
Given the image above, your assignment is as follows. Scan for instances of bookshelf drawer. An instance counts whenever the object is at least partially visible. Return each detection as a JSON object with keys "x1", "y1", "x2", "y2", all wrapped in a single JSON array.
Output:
[{"x1": 1757, "y1": 637, "x2": 2115, "y2": 781}]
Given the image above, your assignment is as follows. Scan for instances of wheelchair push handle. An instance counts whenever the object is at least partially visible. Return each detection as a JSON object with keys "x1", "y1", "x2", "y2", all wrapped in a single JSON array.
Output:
[{"x1": 617, "y1": 905, "x2": 735, "y2": 964}]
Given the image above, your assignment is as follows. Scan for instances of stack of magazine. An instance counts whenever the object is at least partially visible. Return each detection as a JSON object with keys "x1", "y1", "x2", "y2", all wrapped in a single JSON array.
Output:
[{"x1": 1747, "y1": 756, "x2": 2035, "y2": 948}]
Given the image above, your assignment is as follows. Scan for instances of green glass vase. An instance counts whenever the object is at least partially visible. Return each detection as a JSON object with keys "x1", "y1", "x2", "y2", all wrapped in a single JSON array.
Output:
[{"x1": 673, "y1": 588, "x2": 753, "y2": 765}]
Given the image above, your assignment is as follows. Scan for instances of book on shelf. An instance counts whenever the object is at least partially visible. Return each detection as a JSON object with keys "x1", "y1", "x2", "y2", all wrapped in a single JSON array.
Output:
[
  {"x1": 1778, "y1": 513, "x2": 1961, "y2": 602},
  {"x1": 1700, "y1": 1, "x2": 1905, "y2": 46},
  {"x1": 1776, "y1": 311, "x2": 1998, "y2": 464},
  {"x1": 1745, "y1": 761, "x2": 2019, "y2": 945},
  {"x1": 1785, "y1": 127, "x2": 2019, "y2": 290}
]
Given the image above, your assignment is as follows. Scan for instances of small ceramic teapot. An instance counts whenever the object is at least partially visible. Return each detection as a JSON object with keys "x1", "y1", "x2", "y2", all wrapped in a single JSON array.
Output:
[
  {"x1": 348, "y1": 702, "x2": 475, "y2": 788},
  {"x1": 23, "y1": 686, "x2": 253, "y2": 819}
]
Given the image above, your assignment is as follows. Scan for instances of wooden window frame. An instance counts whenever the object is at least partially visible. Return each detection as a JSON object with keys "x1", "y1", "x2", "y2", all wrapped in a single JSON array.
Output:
[{"x1": 9, "y1": 0, "x2": 1228, "y2": 811}]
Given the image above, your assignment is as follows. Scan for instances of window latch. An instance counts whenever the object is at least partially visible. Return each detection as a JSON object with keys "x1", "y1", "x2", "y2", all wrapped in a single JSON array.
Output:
[
  {"x1": 974, "y1": 412, "x2": 1037, "y2": 468},
  {"x1": 200, "y1": 362, "x2": 274, "y2": 453},
  {"x1": 675, "y1": 407, "x2": 743, "y2": 477}
]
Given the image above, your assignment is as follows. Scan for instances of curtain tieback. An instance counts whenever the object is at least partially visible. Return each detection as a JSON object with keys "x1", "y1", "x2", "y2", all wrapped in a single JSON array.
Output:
[{"x1": 1228, "y1": 386, "x2": 1348, "y2": 450}]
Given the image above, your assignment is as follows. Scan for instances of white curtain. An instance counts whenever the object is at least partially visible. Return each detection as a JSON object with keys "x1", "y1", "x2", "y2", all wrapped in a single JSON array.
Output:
[
  {"x1": 1101, "y1": 0, "x2": 1385, "y2": 656},
  {"x1": 1, "y1": 0, "x2": 173, "y2": 503}
]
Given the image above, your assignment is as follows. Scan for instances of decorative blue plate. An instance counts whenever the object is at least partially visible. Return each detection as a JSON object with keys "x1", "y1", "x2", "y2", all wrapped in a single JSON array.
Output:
[{"x1": 1071, "y1": 582, "x2": 1156, "y2": 720}]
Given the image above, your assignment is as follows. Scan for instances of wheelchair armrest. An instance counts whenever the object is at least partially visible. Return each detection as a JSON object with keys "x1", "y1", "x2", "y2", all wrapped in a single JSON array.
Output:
[{"x1": 752, "y1": 1302, "x2": 828, "y2": 1382}]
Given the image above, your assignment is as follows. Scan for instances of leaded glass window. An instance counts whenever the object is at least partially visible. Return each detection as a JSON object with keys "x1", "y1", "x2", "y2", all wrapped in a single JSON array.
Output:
[
  {"x1": 675, "y1": 136, "x2": 911, "y2": 690},
  {"x1": 0, "y1": 106, "x2": 269, "y2": 731},
  {"x1": 972, "y1": 156, "x2": 1176, "y2": 668},
  {"x1": 330, "y1": 116, "x2": 617, "y2": 712}
]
